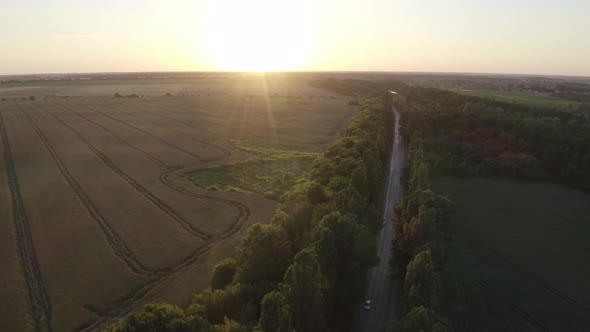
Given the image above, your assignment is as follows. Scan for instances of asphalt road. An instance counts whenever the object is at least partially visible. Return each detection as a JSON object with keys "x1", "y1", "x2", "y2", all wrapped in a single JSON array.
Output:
[{"x1": 352, "y1": 104, "x2": 404, "y2": 332}]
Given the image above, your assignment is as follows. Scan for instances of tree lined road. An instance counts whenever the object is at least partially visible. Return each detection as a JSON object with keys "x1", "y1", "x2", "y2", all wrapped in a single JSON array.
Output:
[{"x1": 352, "y1": 104, "x2": 404, "y2": 332}]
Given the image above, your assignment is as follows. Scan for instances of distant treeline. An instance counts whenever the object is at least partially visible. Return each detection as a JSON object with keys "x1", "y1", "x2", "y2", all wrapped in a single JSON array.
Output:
[{"x1": 106, "y1": 98, "x2": 390, "y2": 331}]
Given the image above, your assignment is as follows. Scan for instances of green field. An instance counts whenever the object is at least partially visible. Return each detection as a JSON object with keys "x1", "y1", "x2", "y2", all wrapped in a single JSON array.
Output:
[
  {"x1": 455, "y1": 89, "x2": 580, "y2": 109},
  {"x1": 432, "y1": 177, "x2": 590, "y2": 332},
  {"x1": 186, "y1": 140, "x2": 317, "y2": 200}
]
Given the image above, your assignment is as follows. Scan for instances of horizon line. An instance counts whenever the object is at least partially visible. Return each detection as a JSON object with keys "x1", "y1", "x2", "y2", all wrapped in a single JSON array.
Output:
[{"x1": 1, "y1": 70, "x2": 590, "y2": 80}]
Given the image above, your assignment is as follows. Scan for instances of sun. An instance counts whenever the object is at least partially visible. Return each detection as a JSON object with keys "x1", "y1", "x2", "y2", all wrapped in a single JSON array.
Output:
[{"x1": 203, "y1": 0, "x2": 313, "y2": 71}]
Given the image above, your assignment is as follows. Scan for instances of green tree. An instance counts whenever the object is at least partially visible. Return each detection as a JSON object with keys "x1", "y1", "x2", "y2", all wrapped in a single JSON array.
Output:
[
  {"x1": 236, "y1": 223, "x2": 292, "y2": 286},
  {"x1": 385, "y1": 306, "x2": 449, "y2": 332},
  {"x1": 214, "y1": 317, "x2": 248, "y2": 332},
  {"x1": 409, "y1": 162, "x2": 430, "y2": 191},
  {"x1": 283, "y1": 248, "x2": 325, "y2": 332},
  {"x1": 257, "y1": 291, "x2": 290, "y2": 332},
  {"x1": 400, "y1": 217, "x2": 426, "y2": 255},
  {"x1": 404, "y1": 248, "x2": 440, "y2": 309},
  {"x1": 188, "y1": 284, "x2": 249, "y2": 325},
  {"x1": 307, "y1": 181, "x2": 326, "y2": 204},
  {"x1": 211, "y1": 258, "x2": 238, "y2": 290}
]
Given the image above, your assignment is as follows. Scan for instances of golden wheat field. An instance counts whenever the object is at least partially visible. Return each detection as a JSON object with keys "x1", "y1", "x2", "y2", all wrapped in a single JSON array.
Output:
[{"x1": 0, "y1": 73, "x2": 359, "y2": 331}]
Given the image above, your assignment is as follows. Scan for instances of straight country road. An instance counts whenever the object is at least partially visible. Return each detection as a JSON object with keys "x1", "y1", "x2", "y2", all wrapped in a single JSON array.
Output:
[{"x1": 352, "y1": 104, "x2": 404, "y2": 332}]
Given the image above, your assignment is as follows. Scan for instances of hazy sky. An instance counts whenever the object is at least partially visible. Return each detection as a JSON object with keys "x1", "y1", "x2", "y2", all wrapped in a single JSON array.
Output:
[{"x1": 1, "y1": 0, "x2": 589, "y2": 75}]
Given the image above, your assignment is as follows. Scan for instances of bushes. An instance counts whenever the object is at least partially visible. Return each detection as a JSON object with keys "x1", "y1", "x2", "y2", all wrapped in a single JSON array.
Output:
[
  {"x1": 114, "y1": 93, "x2": 140, "y2": 98},
  {"x1": 211, "y1": 258, "x2": 238, "y2": 290},
  {"x1": 105, "y1": 303, "x2": 212, "y2": 332}
]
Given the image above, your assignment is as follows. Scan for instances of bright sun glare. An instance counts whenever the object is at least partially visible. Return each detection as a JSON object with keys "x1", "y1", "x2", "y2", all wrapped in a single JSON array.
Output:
[{"x1": 203, "y1": 0, "x2": 312, "y2": 71}]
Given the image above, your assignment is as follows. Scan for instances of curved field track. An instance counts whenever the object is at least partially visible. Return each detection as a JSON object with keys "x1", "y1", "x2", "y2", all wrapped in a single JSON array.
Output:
[{"x1": 0, "y1": 75, "x2": 357, "y2": 331}]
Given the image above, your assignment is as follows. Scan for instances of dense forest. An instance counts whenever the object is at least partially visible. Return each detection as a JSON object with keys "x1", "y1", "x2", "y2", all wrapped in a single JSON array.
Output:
[
  {"x1": 395, "y1": 84, "x2": 590, "y2": 192},
  {"x1": 106, "y1": 98, "x2": 390, "y2": 331}
]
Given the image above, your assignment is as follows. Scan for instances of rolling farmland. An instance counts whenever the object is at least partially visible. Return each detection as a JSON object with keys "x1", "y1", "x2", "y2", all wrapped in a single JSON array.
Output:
[{"x1": 0, "y1": 74, "x2": 359, "y2": 331}]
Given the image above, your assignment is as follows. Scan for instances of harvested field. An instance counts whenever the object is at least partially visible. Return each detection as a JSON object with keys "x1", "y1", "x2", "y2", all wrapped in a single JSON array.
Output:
[{"x1": 0, "y1": 74, "x2": 358, "y2": 331}]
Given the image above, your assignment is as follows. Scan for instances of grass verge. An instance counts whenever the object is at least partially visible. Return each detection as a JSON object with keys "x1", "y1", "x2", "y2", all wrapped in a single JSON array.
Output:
[{"x1": 186, "y1": 140, "x2": 317, "y2": 200}]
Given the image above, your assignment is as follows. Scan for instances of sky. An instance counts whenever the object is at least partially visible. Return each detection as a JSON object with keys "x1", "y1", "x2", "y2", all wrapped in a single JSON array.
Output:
[{"x1": 1, "y1": 0, "x2": 589, "y2": 76}]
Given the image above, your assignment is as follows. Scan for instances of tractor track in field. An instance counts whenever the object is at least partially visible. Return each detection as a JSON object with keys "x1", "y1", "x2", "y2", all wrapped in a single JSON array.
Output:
[
  {"x1": 74, "y1": 175, "x2": 251, "y2": 332},
  {"x1": 90, "y1": 107, "x2": 208, "y2": 161},
  {"x1": 457, "y1": 229, "x2": 590, "y2": 331},
  {"x1": 53, "y1": 101, "x2": 249, "y2": 238},
  {"x1": 462, "y1": 213, "x2": 590, "y2": 318},
  {"x1": 110, "y1": 100, "x2": 353, "y2": 147},
  {"x1": 35, "y1": 101, "x2": 252, "y2": 331},
  {"x1": 158, "y1": 169, "x2": 251, "y2": 239},
  {"x1": 15, "y1": 102, "x2": 153, "y2": 275},
  {"x1": 11, "y1": 101, "x2": 259, "y2": 331},
  {"x1": 478, "y1": 242, "x2": 590, "y2": 316},
  {"x1": 77, "y1": 240, "x2": 216, "y2": 332},
  {"x1": 100, "y1": 104, "x2": 232, "y2": 160},
  {"x1": 39, "y1": 106, "x2": 213, "y2": 241},
  {"x1": 453, "y1": 256, "x2": 551, "y2": 332},
  {"x1": 5, "y1": 96, "x2": 350, "y2": 331},
  {"x1": 0, "y1": 111, "x2": 53, "y2": 332},
  {"x1": 55, "y1": 103, "x2": 169, "y2": 168},
  {"x1": 474, "y1": 276, "x2": 553, "y2": 332},
  {"x1": 138, "y1": 104, "x2": 330, "y2": 137}
]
